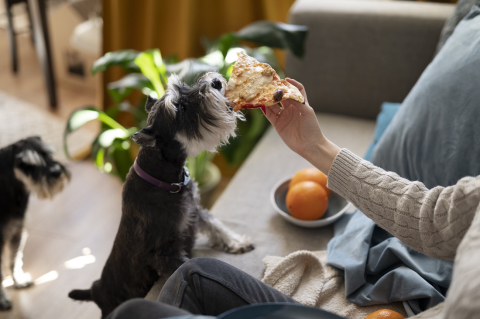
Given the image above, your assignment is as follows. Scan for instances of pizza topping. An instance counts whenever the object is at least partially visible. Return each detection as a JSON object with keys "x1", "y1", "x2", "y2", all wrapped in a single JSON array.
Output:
[
  {"x1": 226, "y1": 51, "x2": 304, "y2": 111},
  {"x1": 273, "y1": 89, "x2": 284, "y2": 102}
]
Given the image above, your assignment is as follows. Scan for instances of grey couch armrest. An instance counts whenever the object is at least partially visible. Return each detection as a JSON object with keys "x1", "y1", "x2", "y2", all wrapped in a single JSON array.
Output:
[{"x1": 286, "y1": 0, "x2": 454, "y2": 119}]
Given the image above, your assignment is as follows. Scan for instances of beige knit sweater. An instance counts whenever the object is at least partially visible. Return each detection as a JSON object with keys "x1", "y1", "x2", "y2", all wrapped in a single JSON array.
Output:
[{"x1": 327, "y1": 149, "x2": 480, "y2": 319}]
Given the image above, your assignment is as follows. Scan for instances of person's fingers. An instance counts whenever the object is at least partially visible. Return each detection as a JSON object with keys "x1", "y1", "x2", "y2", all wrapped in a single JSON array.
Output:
[
  {"x1": 269, "y1": 104, "x2": 281, "y2": 115},
  {"x1": 264, "y1": 106, "x2": 278, "y2": 125},
  {"x1": 283, "y1": 97, "x2": 313, "y2": 116},
  {"x1": 280, "y1": 99, "x2": 294, "y2": 109},
  {"x1": 286, "y1": 78, "x2": 308, "y2": 103}
]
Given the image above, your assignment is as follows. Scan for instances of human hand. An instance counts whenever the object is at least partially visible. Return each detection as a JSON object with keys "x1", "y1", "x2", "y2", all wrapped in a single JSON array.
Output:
[{"x1": 264, "y1": 79, "x2": 340, "y2": 174}]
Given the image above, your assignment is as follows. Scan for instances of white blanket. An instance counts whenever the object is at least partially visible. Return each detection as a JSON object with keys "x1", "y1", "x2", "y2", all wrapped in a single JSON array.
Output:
[{"x1": 262, "y1": 250, "x2": 407, "y2": 319}]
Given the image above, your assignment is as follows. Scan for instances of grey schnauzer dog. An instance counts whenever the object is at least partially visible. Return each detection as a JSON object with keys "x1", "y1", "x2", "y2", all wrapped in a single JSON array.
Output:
[
  {"x1": 0, "y1": 136, "x2": 70, "y2": 310},
  {"x1": 69, "y1": 72, "x2": 254, "y2": 318}
]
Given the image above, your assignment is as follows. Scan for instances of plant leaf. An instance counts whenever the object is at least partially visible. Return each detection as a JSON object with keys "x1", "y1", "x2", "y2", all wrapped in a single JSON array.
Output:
[
  {"x1": 94, "y1": 147, "x2": 105, "y2": 170},
  {"x1": 220, "y1": 110, "x2": 268, "y2": 166},
  {"x1": 134, "y1": 50, "x2": 166, "y2": 98},
  {"x1": 218, "y1": 33, "x2": 238, "y2": 58},
  {"x1": 107, "y1": 73, "x2": 153, "y2": 103},
  {"x1": 186, "y1": 151, "x2": 213, "y2": 186},
  {"x1": 92, "y1": 50, "x2": 140, "y2": 75},
  {"x1": 235, "y1": 21, "x2": 308, "y2": 58},
  {"x1": 108, "y1": 73, "x2": 153, "y2": 92},
  {"x1": 98, "y1": 128, "x2": 131, "y2": 148},
  {"x1": 165, "y1": 59, "x2": 219, "y2": 86},
  {"x1": 64, "y1": 107, "x2": 128, "y2": 159},
  {"x1": 199, "y1": 50, "x2": 225, "y2": 69},
  {"x1": 111, "y1": 141, "x2": 134, "y2": 181}
]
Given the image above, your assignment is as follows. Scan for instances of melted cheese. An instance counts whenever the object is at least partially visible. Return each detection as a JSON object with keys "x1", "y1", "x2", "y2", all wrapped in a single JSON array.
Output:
[{"x1": 226, "y1": 52, "x2": 304, "y2": 111}]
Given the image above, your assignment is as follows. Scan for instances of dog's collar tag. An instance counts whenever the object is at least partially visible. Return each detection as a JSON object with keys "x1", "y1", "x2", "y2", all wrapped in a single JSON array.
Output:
[{"x1": 133, "y1": 159, "x2": 190, "y2": 193}]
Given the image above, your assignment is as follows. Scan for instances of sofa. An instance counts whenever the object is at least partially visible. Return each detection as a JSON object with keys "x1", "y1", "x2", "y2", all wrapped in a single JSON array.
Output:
[{"x1": 148, "y1": 0, "x2": 455, "y2": 298}]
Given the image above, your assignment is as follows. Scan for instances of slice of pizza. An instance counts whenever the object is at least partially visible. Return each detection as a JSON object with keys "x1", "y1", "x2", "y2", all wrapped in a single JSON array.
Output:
[{"x1": 225, "y1": 51, "x2": 305, "y2": 112}]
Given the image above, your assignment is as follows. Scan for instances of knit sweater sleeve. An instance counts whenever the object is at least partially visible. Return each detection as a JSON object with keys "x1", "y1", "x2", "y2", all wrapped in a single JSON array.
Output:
[{"x1": 326, "y1": 149, "x2": 480, "y2": 261}]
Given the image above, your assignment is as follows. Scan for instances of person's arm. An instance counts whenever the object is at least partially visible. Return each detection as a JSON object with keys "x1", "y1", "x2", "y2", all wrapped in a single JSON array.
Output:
[
  {"x1": 264, "y1": 79, "x2": 480, "y2": 261},
  {"x1": 327, "y1": 148, "x2": 479, "y2": 261}
]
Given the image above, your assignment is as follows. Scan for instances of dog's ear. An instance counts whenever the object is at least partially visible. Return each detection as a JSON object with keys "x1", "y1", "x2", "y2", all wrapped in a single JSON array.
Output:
[
  {"x1": 131, "y1": 127, "x2": 156, "y2": 148},
  {"x1": 162, "y1": 74, "x2": 182, "y2": 117},
  {"x1": 145, "y1": 95, "x2": 157, "y2": 113}
]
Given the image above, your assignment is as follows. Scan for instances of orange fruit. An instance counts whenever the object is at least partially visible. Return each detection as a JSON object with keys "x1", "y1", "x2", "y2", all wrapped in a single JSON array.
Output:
[
  {"x1": 365, "y1": 309, "x2": 404, "y2": 319},
  {"x1": 286, "y1": 181, "x2": 329, "y2": 220},
  {"x1": 290, "y1": 168, "x2": 331, "y2": 197}
]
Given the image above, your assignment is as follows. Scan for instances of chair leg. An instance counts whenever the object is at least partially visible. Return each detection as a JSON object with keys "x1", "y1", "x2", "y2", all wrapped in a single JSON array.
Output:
[
  {"x1": 4, "y1": 0, "x2": 18, "y2": 73},
  {"x1": 27, "y1": 0, "x2": 57, "y2": 109},
  {"x1": 24, "y1": 0, "x2": 35, "y2": 44}
]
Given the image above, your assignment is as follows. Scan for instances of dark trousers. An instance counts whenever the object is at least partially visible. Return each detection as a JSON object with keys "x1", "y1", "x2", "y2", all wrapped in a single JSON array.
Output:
[{"x1": 106, "y1": 257, "x2": 299, "y2": 319}]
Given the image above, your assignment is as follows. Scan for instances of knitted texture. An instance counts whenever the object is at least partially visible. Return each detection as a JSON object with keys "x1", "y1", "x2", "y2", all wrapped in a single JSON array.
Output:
[
  {"x1": 327, "y1": 149, "x2": 480, "y2": 319},
  {"x1": 262, "y1": 250, "x2": 407, "y2": 319}
]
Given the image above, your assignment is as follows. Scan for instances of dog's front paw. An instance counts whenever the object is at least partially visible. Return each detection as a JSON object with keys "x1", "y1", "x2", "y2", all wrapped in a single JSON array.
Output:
[
  {"x1": 13, "y1": 272, "x2": 33, "y2": 289},
  {"x1": 221, "y1": 234, "x2": 254, "y2": 254},
  {"x1": 0, "y1": 296, "x2": 12, "y2": 310}
]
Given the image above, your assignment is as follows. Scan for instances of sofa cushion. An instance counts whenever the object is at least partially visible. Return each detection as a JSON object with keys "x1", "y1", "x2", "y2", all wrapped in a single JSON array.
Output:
[
  {"x1": 371, "y1": 8, "x2": 480, "y2": 188},
  {"x1": 286, "y1": 0, "x2": 453, "y2": 119}
]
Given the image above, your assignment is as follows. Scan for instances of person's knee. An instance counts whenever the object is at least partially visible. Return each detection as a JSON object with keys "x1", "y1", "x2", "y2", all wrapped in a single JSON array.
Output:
[
  {"x1": 158, "y1": 258, "x2": 222, "y2": 304},
  {"x1": 107, "y1": 299, "x2": 146, "y2": 319},
  {"x1": 178, "y1": 257, "x2": 220, "y2": 276}
]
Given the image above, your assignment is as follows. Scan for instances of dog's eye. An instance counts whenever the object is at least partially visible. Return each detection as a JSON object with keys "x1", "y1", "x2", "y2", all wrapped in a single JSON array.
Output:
[{"x1": 211, "y1": 78, "x2": 222, "y2": 91}]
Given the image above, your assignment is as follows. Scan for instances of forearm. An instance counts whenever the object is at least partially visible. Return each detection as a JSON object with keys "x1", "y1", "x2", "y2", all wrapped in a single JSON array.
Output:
[
  {"x1": 304, "y1": 139, "x2": 341, "y2": 175},
  {"x1": 325, "y1": 149, "x2": 480, "y2": 261}
]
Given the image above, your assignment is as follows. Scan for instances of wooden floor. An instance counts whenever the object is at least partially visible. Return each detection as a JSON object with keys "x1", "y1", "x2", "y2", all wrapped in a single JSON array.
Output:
[
  {"x1": 0, "y1": 23, "x2": 119, "y2": 319},
  {"x1": 5, "y1": 162, "x2": 122, "y2": 319}
]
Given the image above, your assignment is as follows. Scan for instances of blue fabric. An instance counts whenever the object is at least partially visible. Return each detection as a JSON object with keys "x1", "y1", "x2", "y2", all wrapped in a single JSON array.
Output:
[
  {"x1": 370, "y1": 7, "x2": 480, "y2": 189},
  {"x1": 327, "y1": 8, "x2": 480, "y2": 315},
  {"x1": 364, "y1": 102, "x2": 401, "y2": 161},
  {"x1": 327, "y1": 211, "x2": 453, "y2": 314}
]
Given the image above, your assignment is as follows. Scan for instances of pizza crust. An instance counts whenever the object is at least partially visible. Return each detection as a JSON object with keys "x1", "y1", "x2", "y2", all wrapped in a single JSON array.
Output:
[{"x1": 226, "y1": 52, "x2": 305, "y2": 112}]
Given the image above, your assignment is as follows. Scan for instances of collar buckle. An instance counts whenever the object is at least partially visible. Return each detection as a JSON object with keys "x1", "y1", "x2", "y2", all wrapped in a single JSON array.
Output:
[{"x1": 170, "y1": 183, "x2": 182, "y2": 193}]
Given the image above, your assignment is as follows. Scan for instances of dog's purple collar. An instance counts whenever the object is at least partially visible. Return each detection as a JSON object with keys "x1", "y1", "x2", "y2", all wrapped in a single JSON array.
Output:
[{"x1": 133, "y1": 159, "x2": 190, "y2": 193}]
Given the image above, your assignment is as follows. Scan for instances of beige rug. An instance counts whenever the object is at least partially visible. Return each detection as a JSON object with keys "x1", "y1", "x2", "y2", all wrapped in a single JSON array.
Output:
[{"x1": 0, "y1": 91, "x2": 96, "y2": 161}]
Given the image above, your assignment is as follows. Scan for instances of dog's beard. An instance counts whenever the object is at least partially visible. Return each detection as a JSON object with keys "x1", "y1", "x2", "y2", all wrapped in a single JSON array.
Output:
[
  {"x1": 176, "y1": 86, "x2": 244, "y2": 157},
  {"x1": 14, "y1": 168, "x2": 69, "y2": 199}
]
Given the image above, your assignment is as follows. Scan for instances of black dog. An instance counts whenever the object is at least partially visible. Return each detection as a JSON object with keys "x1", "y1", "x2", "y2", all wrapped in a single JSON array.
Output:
[
  {"x1": 0, "y1": 136, "x2": 70, "y2": 310},
  {"x1": 69, "y1": 72, "x2": 254, "y2": 317}
]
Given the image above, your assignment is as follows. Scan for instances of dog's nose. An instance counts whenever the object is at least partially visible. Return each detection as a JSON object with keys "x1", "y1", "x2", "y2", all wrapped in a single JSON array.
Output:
[
  {"x1": 211, "y1": 78, "x2": 223, "y2": 91},
  {"x1": 50, "y1": 164, "x2": 62, "y2": 178}
]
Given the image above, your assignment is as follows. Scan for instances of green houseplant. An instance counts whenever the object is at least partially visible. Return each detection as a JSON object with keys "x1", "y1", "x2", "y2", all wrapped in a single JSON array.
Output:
[{"x1": 64, "y1": 21, "x2": 307, "y2": 195}]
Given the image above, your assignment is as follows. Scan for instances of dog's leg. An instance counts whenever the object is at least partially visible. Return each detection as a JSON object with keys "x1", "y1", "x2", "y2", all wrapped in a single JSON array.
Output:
[
  {"x1": 0, "y1": 236, "x2": 12, "y2": 310},
  {"x1": 9, "y1": 228, "x2": 33, "y2": 289},
  {"x1": 198, "y1": 208, "x2": 254, "y2": 254}
]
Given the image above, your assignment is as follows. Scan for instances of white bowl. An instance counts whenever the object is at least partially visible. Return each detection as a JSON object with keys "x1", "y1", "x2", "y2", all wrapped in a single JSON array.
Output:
[{"x1": 270, "y1": 177, "x2": 351, "y2": 228}]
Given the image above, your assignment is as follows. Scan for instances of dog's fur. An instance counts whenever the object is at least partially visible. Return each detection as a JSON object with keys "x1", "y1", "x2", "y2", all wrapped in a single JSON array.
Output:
[
  {"x1": 68, "y1": 72, "x2": 254, "y2": 318},
  {"x1": 0, "y1": 136, "x2": 70, "y2": 310}
]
